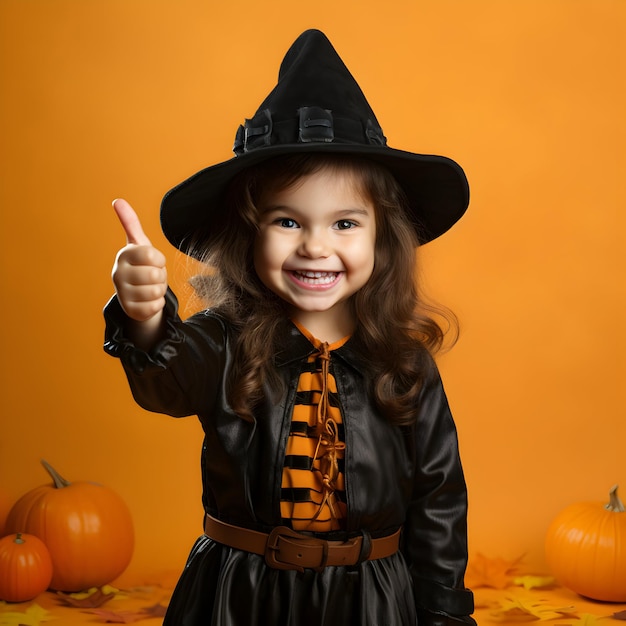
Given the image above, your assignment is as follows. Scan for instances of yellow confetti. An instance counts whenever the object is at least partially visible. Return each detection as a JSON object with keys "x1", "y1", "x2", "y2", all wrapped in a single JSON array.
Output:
[{"x1": 62, "y1": 584, "x2": 121, "y2": 600}]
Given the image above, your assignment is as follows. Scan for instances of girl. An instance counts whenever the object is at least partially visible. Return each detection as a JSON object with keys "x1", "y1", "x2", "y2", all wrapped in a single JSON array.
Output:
[{"x1": 105, "y1": 30, "x2": 476, "y2": 625}]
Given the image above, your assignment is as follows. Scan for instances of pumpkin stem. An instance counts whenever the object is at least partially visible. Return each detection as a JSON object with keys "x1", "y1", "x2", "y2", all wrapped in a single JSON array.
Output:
[
  {"x1": 605, "y1": 485, "x2": 625, "y2": 513},
  {"x1": 14, "y1": 533, "x2": 25, "y2": 545},
  {"x1": 41, "y1": 459, "x2": 71, "y2": 489}
]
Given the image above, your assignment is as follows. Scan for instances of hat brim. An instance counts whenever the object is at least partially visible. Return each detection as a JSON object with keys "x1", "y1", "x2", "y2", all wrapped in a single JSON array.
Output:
[{"x1": 160, "y1": 143, "x2": 468, "y2": 255}]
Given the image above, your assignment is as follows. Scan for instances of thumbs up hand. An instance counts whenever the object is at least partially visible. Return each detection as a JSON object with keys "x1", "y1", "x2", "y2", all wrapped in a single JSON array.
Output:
[{"x1": 111, "y1": 199, "x2": 168, "y2": 325}]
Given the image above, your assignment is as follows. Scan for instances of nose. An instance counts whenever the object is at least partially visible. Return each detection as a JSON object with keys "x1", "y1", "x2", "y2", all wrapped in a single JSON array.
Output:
[{"x1": 298, "y1": 229, "x2": 330, "y2": 258}]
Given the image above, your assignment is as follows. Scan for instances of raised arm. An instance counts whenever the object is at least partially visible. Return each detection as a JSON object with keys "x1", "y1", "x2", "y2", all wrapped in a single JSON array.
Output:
[{"x1": 111, "y1": 198, "x2": 168, "y2": 351}]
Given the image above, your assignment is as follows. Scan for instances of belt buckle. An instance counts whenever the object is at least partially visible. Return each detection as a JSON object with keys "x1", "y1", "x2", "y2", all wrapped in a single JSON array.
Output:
[{"x1": 265, "y1": 526, "x2": 328, "y2": 573}]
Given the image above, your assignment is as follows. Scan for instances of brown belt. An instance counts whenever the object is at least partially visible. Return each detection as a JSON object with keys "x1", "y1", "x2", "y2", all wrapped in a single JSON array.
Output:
[{"x1": 204, "y1": 513, "x2": 401, "y2": 572}]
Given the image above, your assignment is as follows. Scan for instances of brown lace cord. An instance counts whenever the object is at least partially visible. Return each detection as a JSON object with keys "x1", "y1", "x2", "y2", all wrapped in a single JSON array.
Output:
[{"x1": 310, "y1": 343, "x2": 346, "y2": 526}]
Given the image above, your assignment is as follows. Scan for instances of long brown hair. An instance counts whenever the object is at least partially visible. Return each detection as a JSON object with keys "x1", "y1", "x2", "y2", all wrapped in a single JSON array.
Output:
[{"x1": 188, "y1": 153, "x2": 458, "y2": 426}]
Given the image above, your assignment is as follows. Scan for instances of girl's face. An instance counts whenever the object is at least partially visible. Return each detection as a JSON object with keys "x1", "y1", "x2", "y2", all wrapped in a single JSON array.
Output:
[{"x1": 253, "y1": 167, "x2": 376, "y2": 338}]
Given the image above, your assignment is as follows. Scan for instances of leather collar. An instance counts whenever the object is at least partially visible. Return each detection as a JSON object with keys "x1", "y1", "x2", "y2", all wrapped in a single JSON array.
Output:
[{"x1": 274, "y1": 320, "x2": 368, "y2": 374}]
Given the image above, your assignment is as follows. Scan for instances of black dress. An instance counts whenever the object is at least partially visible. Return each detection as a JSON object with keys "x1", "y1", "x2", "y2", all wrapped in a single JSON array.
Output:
[{"x1": 104, "y1": 291, "x2": 477, "y2": 625}]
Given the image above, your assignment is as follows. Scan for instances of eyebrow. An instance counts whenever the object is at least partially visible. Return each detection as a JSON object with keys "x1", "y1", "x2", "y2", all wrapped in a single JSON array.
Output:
[
  {"x1": 335, "y1": 207, "x2": 371, "y2": 218},
  {"x1": 260, "y1": 205, "x2": 372, "y2": 218}
]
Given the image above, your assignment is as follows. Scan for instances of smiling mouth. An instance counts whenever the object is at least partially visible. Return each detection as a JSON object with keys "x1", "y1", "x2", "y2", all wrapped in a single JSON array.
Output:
[{"x1": 290, "y1": 270, "x2": 341, "y2": 285}]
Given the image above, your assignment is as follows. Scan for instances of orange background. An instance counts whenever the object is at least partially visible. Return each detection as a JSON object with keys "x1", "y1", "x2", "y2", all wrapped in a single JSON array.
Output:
[{"x1": 0, "y1": 0, "x2": 624, "y2": 587}]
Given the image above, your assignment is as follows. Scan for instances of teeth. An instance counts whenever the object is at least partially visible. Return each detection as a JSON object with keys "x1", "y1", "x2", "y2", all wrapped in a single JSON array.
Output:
[{"x1": 294, "y1": 271, "x2": 338, "y2": 284}]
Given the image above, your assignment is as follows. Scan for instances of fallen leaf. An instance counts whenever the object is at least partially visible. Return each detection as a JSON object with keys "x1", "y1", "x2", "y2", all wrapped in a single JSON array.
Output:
[
  {"x1": 84, "y1": 609, "x2": 144, "y2": 623},
  {"x1": 57, "y1": 587, "x2": 116, "y2": 608},
  {"x1": 84, "y1": 603, "x2": 168, "y2": 623},
  {"x1": 465, "y1": 553, "x2": 524, "y2": 589},
  {"x1": 0, "y1": 603, "x2": 55, "y2": 626},
  {"x1": 513, "y1": 575, "x2": 557, "y2": 590},
  {"x1": 140, "y1": 603, "x2": 167, "y2": 618},
  {"x1": 576, "y1": 614, "x2": 606, "y2": 626},
  {"x1": 490, "y1": 594, "x2": 577, "y2": 621}
]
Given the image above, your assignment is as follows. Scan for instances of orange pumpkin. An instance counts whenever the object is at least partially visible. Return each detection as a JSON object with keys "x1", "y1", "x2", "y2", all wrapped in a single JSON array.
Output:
[
  {"x1": 6, "y1": 460, "x2": 134, "y2": 592},
  {"x1": 545, "y1": 485, "x2": 626, "y2": 602},
  {"x1": 0, "y1": 533, "x2": 53, "y2": 602}
]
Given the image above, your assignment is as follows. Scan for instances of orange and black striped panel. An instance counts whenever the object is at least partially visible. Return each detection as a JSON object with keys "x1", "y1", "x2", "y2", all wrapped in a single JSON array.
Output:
[{"x1": 280, "y1": 329, "x2": 348, "y2": 532}]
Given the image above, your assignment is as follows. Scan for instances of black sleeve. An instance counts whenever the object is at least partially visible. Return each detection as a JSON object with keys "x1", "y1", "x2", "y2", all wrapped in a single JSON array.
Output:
[
  {"x1": 401, "y1": 359, "x2": 477, "y2": 625},
  {"x1": 103, "y1": 289, "x2": 227, "y2": 418}
]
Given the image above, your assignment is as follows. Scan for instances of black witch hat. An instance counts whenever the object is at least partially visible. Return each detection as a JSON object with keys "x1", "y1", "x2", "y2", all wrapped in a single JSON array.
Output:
[{"x1": 160, "y1": 29, "x2": 469, "y2": 253}]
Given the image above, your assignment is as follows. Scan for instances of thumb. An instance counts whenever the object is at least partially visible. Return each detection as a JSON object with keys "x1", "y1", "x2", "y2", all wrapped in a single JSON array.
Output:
[{"x1": 112, "y1": 198, "x2": 152, "y2": 246}]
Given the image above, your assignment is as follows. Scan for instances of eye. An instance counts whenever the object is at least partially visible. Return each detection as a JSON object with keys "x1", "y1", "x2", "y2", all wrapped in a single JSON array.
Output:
[
  {"x1": 274, "y1": 217, "x2": 300, "y2": 229},
  {"x1": 334, "y1": 219, "x2": 357, "y2": 230}
]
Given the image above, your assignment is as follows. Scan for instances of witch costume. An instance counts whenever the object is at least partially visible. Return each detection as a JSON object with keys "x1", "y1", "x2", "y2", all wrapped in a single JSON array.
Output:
[{"x1": 104, "y1": 29, "x2": 476, "y2": 626}]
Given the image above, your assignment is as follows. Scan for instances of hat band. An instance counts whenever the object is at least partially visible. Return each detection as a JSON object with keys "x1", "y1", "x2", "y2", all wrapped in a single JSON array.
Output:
[{"x1": 233, "y1": 107, "x2": 387, "y2": 155}]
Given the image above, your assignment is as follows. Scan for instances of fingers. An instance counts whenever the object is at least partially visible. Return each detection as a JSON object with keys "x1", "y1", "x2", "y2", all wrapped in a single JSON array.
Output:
[
  {"x1": 111, "y1": 198, "x2": 168, "y2": 322},
  {"x1": 112, "y1": 252, "x2": 168, "y2": 322},
  {"x1": 113, "y1": 198, "x2": 152, "y2": 246},
  {"x1": 116, "y1": 242, "x2": 167, "y2": 271},
  {"x1": 116, "y1": 283, "x2": 168, "y2": 322},
  {"x1": 116, "y1": 254, "x2": 167, "y2": 285}
]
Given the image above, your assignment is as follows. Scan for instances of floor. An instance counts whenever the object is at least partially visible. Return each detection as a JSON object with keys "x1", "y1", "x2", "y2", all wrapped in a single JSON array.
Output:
[
  {"x1": 1, "y1": 582, "x2": 625, "y2": 624},
  {"x1": 473, "y1": 585, "x2": 626, "y2": 624}
]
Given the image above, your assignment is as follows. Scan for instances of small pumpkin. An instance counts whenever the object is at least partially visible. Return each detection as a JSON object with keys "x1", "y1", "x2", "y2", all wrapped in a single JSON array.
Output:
[
  {"x1": 0, "y1": 532, "x2": 53, "y2": 602},
  {"x1": 545, "y1": 484, "x2": 626, "y2": 602},
  {"x1": 6, "y1": 460, "x2": 134, "y2": 592}
]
